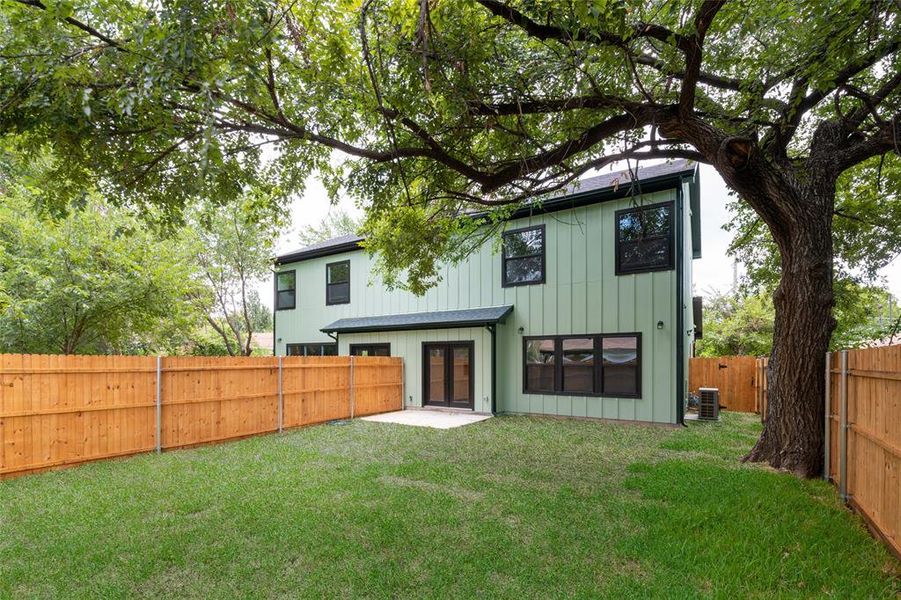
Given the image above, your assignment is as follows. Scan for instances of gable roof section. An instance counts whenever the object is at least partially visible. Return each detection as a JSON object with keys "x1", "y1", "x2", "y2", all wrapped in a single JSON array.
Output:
[
  {"x1": 276, "y1": 159, "x2": 698, "y2": 265},
  {"x1": 321, "y1": 305, "x2": 514, "y2": 334}
]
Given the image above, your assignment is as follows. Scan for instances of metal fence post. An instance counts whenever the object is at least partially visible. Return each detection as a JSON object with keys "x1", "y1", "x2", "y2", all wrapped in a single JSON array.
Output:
[
  {"x1": 839, "y1": 350, "x2": 849, "y2": 501},
  {"x1": 349, "y1": 355, "x2": 356, "y2": 419},
  {"x1": 277, "y1": 355, "x2": 284, "y2": 433},
  {"x1": 155, "y1": 356, "x2": 162, "y2": 454},
  {"x1": 824, "y1": 352, "x2": 831, "y2": 480}
]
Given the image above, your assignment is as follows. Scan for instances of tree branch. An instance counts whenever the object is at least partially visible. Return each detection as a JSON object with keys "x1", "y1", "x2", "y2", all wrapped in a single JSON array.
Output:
[
  {"x1": 679, "y1": 0, "x2": 727, "y2": 116},
  {"x1": 834, "y1": 115, "x2": 901, "y2": 172},
  {"x1": 764, "y1": 39, "x2": 900, "y2": 157},
  {"x1": 467, "y1": 94, "x2": 643, "y2": 116}
]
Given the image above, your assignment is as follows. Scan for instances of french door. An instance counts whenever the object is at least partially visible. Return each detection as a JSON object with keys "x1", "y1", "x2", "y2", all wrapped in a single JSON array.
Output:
[{"x1": 422, "y1": 342, "x2": 474, "y2": 409}]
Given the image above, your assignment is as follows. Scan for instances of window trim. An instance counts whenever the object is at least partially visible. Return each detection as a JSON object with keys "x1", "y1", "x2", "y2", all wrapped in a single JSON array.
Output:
[
  {"x1": 501, "y1": 224, "x2": 546, "y2": 287},
  {"x1": 521, "y1": 332, "x2": 642, "y2": 399},
  {"x1": 285, "y1": 342, "x2": 338, "y2": 357},
  {"x1": 421, "y1": 340, "x2": 475, "y2": 409},
  {"x1": 349, "y1": 343, "x2": 391, "y2": 357},
  {"x1": 275, "y1": 269, "x2": 296, "y2": 311},
  {"x1": 325, "y1": 259, "x2": 351, "y2": 305},
  {"x1": 614, "y1": 201, "x2": 675, "y2": 276}
]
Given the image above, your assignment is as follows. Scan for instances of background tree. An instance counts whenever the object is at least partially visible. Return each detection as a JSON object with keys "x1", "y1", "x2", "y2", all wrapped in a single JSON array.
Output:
[
  {"x1": 696, "y1": 287, "x2": 898, "y2": 357},
  {"x1": 2, "y1": 0, "x2": 900, "y2": 475},
  {"x1": 296, "y1": 209, "x2": 362, "y2": 247},
  {"x1": 0, "y1": 190, "x2": 200, "y2": 355},
  {"x1": 189, "y1": 188, "x2": 286, "y2": 356}
]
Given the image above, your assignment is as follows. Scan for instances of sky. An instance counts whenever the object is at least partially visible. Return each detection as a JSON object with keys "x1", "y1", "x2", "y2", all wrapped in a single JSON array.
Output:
[{"x1": 262, "y1": 162, "x2": 901, "y2": 309}]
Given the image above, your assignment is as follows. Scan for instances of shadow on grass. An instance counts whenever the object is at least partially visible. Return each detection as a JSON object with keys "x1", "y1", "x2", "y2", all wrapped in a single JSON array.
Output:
[{"x1": 609, "y1": 414, "x2": 900, "y2": 598}]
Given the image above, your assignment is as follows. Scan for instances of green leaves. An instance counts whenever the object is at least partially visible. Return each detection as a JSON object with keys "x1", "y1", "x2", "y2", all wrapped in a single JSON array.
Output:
[
  {"x1": 1, "y1": 0, "x2": 898, "y2": 294},
  {"x1": 0, "y1": 185, "x2": 201, "y2": 354}
]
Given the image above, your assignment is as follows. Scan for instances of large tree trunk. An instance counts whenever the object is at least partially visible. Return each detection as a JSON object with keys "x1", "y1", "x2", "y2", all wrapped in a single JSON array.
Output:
[{"x1": 743, "y1": 181, "x2": 837, "y2": 477}]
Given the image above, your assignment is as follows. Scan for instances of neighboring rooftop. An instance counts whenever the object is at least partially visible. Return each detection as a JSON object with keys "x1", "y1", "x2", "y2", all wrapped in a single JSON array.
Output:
[{"x1": 276, "y1": 159, "x2": 697, "y2": 264}]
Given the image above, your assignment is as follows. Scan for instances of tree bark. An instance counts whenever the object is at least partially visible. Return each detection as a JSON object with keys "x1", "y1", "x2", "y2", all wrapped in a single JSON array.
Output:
[{"x1": 742, "y1": 177, "x2": 837, "y2": 477}]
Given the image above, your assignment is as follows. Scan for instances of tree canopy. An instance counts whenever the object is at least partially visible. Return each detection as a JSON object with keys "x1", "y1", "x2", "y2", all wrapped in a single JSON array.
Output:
[
  {"x1": 727, "y1": 153, "x2": 901, "y2": 299},
  {"x1": 188, "y1": 188, "x2": 285, "y2": 356},
  {"x1": 0, "y1": 186, "x2": 200, "y2": 354},
  {"x1": 696, "y1": 287, "x2": 898, "y2": 358},
  {"x1": 3, "y1": 0, "x2": 897, "y2": 289},
  {"x1": 0, "y1": 142, "x2": 281, "y2": 355}
]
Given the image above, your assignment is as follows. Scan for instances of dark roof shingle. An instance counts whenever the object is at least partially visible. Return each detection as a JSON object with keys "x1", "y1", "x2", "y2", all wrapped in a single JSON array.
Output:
[{"x1": 321, "y1": 305, "x2": 514, "y2": 333}]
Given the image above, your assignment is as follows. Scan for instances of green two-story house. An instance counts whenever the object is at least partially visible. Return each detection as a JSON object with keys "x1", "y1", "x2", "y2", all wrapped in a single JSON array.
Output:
[{"x1": 273, "y1": 160, "x2": 701, "y2": 425}]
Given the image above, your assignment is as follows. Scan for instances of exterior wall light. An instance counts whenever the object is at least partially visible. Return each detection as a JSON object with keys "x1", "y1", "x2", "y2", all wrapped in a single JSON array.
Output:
[{"x1": 657, "y1": 321, "x2": 665, "y2": 330}]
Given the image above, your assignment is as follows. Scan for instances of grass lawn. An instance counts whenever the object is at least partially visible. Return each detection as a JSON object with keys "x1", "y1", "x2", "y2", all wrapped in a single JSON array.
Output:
[{"x1": 1, "y1": 412, "x2": 898, "y2": 598}]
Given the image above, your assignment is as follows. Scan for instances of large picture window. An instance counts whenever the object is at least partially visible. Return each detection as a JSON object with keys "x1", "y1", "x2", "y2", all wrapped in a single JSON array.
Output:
[
  {"x1": 326, "y1": 260, "x2": 350, "y2": 305},
  {"x1": 615, "y1": 202, "x2": 674, "y2": 275},
  {"x1": 275, "y1": 270, "x2": 296, "y2": 310},
  {"x1": 522, "y1": 334, "x2": 641, "y2": 398},
  {"x1": 286, "y1": 343, "x2": 338, "y2": 356},
  {"x1": 502, "y1": 225, "x2": 545, "y2": 286}
]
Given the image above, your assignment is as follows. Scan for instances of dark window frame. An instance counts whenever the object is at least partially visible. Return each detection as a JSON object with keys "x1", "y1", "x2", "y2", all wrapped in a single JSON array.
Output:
[
  {"x1": 349, "y1": 343, "x2": 391, "y2": 357},
  {"x1": 421, "y1": 340, "x2": 475, "y2": 409},
  {"x1": 275, "y1": 269, "x2": 296, "y2": 311},
  {"x1": 614, "y1": 201, "x2": 675, "y2": 276},
  {"x1": 325, "y1": 259, "x2": 351, "y2": 305},
  {"x1": 286, "y1": 342, "x2": 338, "y2": 357},
  {"x1": 501, "y1": 224, "x2": 546, "y2": 287},
  {"x1": 521, "y1": 332, "x2": 642, "y2": 399}
]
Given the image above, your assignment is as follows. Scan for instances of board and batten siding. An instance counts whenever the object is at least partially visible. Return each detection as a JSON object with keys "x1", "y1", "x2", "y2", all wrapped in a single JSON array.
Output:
[
  {"x1": 275, "y1": 187, "x2": 685, "y2": 424},
  {"x1": 338, "y1": 328, "x2": 492, "y2": 414}
]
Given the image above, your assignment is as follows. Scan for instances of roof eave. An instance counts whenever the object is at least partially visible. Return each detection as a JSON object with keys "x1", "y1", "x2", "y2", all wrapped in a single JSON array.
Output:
[
  {"x1": 500, "y1": 164, "x2": 698, "y2": 221},
  {"x1": 275, "y1": 240, "x2": 363, "y2": 265},
  {"x1": 321, "y1": 305, "x2": 514, "y2": 334},
  {"x1": 277, "y1": 163, "x2": 697, "y2": 266}
]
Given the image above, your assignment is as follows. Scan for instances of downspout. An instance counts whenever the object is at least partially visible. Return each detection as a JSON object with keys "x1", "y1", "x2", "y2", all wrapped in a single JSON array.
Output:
[
  {"x1": 675, "y1": 180, "x2": 686, "y2": 426},
  {"x1": 486, "y1": 324, "x2": 497, "y2": 415},
  {"x1": 326, "y1": 331, "x2": 339, "y2": 351},
  {"x1": 272, "y1": 269, "x2": 277, "y2": 356}
]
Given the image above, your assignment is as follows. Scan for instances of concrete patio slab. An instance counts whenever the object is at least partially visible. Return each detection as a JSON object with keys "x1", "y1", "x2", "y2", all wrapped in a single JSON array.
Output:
[{"x1": 360, "y1": 409, "x2": 492, "y2": 429}]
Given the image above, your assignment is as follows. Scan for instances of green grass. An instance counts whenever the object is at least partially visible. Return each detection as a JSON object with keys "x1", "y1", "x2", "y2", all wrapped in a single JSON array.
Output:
[{"x1": 1, "y1": 413, "x2": 897, "y2": 598}]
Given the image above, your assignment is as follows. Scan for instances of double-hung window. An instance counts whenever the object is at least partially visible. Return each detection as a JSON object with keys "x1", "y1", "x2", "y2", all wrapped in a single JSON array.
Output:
[
  {"x1": 523, "y1": 334, "x2": 641, "y2": 397},
  {"x1": 615, "y1": 202, "x2": 674, "y2": 275},
  {"x1": 502, "y1": 225, "x2": 545, "y2": 286},
  {"x1": 275, "y1": 270, "x2": 296, "y2": 310},
  {"x1": 326, "y1": 260, "x2": 350, "y2": 305}
]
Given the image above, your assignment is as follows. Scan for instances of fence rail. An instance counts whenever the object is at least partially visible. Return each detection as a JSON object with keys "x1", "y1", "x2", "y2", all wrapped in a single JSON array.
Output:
[
  {"x1": 826, "y1": 344, "x2": 901, "y2": 558},
  {"x1": 0, "y1": 354, "x2": 403, "y2": 478}
]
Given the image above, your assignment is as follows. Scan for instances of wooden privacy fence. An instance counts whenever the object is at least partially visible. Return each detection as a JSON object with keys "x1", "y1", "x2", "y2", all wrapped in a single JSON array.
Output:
[
  {"x1": 825, "y1": 344, "x2": 901, "y2": 558},
  {"x1": 0, "y1": 354, "x2": 403, "y2": 478},
  {"x1": 756, "y1": 357, "x2": 768, "y2": 421},
  {"x1": 688, "y1": 355, "x2": 762, "y2": 413}
]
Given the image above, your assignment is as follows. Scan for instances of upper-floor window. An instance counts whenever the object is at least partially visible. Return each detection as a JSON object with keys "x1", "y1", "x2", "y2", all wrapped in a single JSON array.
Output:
[
  {"x1": 275, "y1": 270, "x2": 296, "y2": 310},
  {"x1": 502, "y1": 225, "x2": 545, "y2": 287},
  {"x1": 615, "y1": 202, "x2": 674, "y2": 275},
  {"x1": 326, "y1": 260, "x2": 350, "y2": 305}
]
